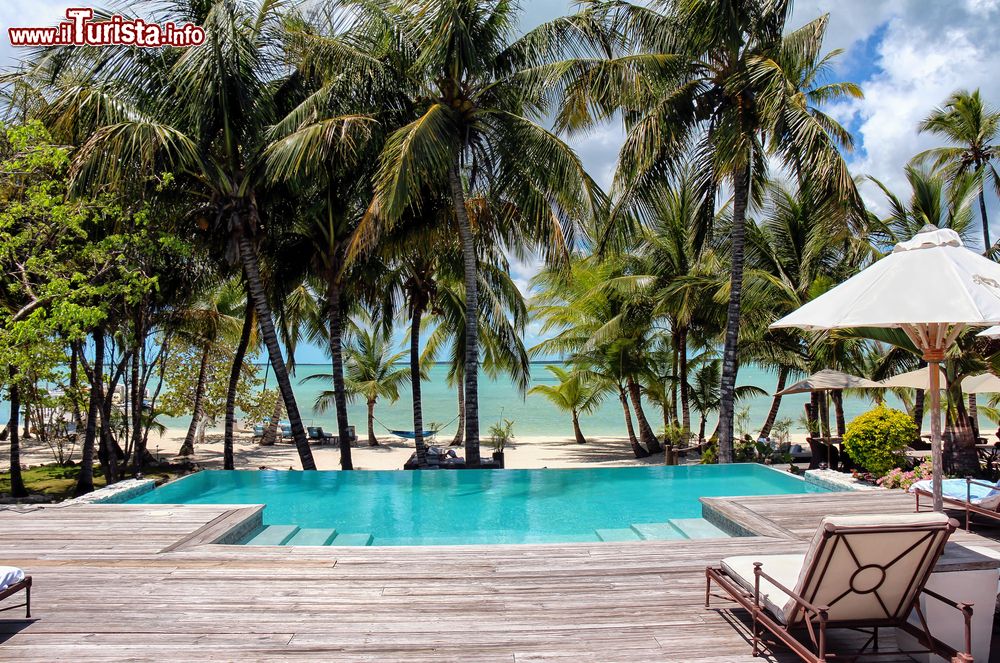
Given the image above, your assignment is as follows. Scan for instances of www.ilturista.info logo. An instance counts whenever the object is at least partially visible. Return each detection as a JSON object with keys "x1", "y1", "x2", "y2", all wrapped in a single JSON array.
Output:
[{"x1": 8, "y1": 8, "x2": 205, "y2": 48}]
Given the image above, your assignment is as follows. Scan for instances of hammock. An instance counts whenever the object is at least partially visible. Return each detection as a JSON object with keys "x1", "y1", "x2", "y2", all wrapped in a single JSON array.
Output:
[
  {"x1": 388, "y1": 430, "x2": 438, "y2": 440},
  {"x1": 373, "y1": 413, "x2": 460, "y2": 440}
]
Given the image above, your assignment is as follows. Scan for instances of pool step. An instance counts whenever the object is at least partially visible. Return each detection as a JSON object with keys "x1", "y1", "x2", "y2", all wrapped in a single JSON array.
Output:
[
  {"x1": 330, "y1": 533, "x2": 373, "y2": 546},
  {"x1": 245, "y1": 525, "x2": 298, "y2": 546},
  {"x1": 286, "y1": 528, "x2": 338, "y2": 546},
  {"x1": 630, "y1": 522, "x2": 687, "y2": 541},
  {"x1": 595, "y1": 528, "x2": 643, "y2": 542},
  {"x1": 669, "y1": 518, "x2": 727, "y2": 539}
]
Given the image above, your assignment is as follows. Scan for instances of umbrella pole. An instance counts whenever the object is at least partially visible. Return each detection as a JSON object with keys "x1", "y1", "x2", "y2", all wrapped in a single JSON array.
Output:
[{"x1": 927, "y1": 356, "x2": 944, "y2": 512}]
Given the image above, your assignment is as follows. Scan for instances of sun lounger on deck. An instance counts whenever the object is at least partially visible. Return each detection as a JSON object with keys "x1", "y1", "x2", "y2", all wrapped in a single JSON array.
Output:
[
  {"x1": 912, "y1": 477, "x2": 1000, "y2": 530},
  {"x1": 0, "y1": 567, "x2": 31, "y2": 618},
  {"x1": 706, "y1": 513, "x2": 972, "y2": 662}
]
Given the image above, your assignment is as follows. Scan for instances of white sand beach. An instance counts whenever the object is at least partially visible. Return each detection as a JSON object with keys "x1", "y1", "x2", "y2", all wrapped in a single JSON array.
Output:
[{"x1": 6, "y1": 425, "x2": 820, "y2": 472}]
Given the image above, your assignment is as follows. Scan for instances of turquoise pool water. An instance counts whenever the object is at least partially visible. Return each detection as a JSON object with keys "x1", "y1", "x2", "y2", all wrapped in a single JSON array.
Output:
[{"x1": 129, "y1": 464, "x2": 829, "y2": 546}]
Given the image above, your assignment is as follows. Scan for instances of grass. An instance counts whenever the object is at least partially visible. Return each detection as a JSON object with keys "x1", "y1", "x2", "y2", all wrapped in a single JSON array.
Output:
[{"x1": 0, "y1": 463, "x2": 187, "y2": 501}]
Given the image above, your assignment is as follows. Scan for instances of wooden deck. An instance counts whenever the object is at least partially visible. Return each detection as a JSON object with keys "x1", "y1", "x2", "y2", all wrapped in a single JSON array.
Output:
[{"x1": 1, "y1": 491, "x2": 998, "y2": 661}]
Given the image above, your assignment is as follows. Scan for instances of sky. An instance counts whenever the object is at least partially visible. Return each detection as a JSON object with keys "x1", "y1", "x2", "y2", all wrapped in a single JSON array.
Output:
[{"x1": 2, "y1": 0, "x2": 1000, "y2": 362}]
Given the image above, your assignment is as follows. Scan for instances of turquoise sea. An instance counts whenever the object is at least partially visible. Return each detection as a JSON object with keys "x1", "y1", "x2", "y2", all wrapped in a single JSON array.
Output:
[
  {"x1": 0, "y1": 361, "x2": 941, "y2": 438},
  {"x1": 158, "y1": 362, "x2": 909, "y2": 438}
]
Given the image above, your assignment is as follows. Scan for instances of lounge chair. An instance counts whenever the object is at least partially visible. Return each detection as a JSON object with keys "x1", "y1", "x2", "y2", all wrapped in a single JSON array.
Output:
[
  {"x1": 705, "y1": 513, "x2": 973, "y2": 662},
  {"x1": 252, "y1": 424, "x2": 265, "y2": 438},
  {"x1": 0, "y1": 567, "x2": 31, "y2": 618},
  {"x1": 307, "y1": 427, "x2": 335, "y2": 445},
  {"x1": 912, "y1": 477, "x2": 1000, "y2": 531}
]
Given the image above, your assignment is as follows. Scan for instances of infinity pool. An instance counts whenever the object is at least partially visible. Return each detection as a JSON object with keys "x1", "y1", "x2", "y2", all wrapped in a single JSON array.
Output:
[{"x1": 129, "y1": 464, "x2": 829, "y2": 546}]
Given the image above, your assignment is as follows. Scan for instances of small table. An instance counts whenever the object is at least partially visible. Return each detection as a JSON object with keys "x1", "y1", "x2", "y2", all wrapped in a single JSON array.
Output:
[{"x1": 896, "y1": 542, "x2": 1000, "y2": 662}]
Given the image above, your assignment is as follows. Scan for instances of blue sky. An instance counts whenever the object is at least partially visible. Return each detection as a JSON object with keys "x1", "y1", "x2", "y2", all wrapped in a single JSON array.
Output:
[{"x1": 2, "y1": 1, "x2": 1000, "y2": 363}]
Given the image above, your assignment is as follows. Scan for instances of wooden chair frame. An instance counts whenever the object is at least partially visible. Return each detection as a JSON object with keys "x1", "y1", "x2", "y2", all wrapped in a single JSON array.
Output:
[
  {"x1": 705, "y1": 521, "x2": 973, "y2": 662},
  {"x1": 0, "y1": 576, "x2": 31, "y2": 619},
  {"x1": 914, "y1": 477, "x2": 1000, "y2": 531}
]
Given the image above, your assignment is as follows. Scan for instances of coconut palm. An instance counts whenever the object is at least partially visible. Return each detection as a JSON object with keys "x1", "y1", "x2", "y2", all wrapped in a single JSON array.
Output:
[
  {"x1": 916, "y1": 89, "x2": 1000, "y2": 253},
  {"x1": 422, "y1": 256, "x2": 531, "y2": 448},
  {"x1": 26, "y1": 0, "x2": 378, "y2": 470},
  {"x1": 361, "y1": 0, "x2": 604, "y2": 464},
  {"x1": 310, "y1": 322, "x2": 410, "y2": 446},
  {"x1": 687, "y1": 356, "x2": 766, "y2": 443},
  {"x1": 743, "y1": 182, "x2": 873, "y2": 436},
  {"x1": 552, "y1": 1, "x2": 859, "y2": 462},
  {"x1": 529, "y1": 365, "x2": 606, "y2": 444}
]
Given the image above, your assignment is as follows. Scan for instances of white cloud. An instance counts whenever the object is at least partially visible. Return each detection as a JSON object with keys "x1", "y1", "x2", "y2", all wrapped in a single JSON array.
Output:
[{"x1": 829, "y1": 0, "x2": 1000, "y2": 238}]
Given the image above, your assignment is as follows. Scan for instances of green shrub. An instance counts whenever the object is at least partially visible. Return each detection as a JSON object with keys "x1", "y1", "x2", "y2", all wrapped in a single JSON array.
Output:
[
  {"x1": 842, "y1": 405, "x2": 916, "y2": 477},
  {"x1": 701, "y1": 439, "x2": 718, "y2": 464}
]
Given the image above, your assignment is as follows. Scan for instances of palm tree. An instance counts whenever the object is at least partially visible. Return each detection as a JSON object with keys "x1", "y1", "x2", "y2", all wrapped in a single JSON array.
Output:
[
  {"x1": 554, "y1": 1, "x2": 859, "y2": 462},
  {"x1": 743, "y1": 182, "x2": 873, "y2": 436},
  {"x1": 311, "y1": 323, "x2": 409, "y2": 446},
  {"x1": 175, "y1": 279, "x2": 245, "y2": 457},
  {"x1": 28, "y1": 0, "x2": 383, "y2": 470},
  {"x1": 422, "y1": 256, "x2": 531, "y2": 448},
  {"x1": 529, "y1": 365, "x2": 606, "y2": 444},
  {"x1": 916, "y1": 89, "x2": 1000, "y2": 253},
  {"x1": 362, "y1": 0, "x2": 604, "y2": 464},
  {"x1": 687, "y1": 356, "x2": 766, "y2": 443}
]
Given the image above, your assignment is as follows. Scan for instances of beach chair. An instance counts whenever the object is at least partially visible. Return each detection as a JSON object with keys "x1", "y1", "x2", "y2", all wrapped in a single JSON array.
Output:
[
  {"x1": 307, "y1": 427, "x2": 335, "y2": 445},
  {"x1": 252, "y1": 424, "x2": 265, "y2": 438},
  {"x1": 0, "y1": 568, "x2": 31, "y2": 618},
  {"x1": 705, "y1": 513, "x2": 973, "y2": 662},
  {"x1": 912, "y1": 477, "x2": 1000, "y2": 531}
]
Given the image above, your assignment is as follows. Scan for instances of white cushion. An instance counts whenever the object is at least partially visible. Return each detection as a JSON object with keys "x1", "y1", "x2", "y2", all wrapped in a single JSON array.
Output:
[
  {"x1": 0, "y1": 566, "x2": 24, "y2": 591},
  {"x1": 910, "y1": 478, "x2": 1000, "y2": 509},
  {"x1": 720, "y1": 554, "x2": 804, "y2": 625}
]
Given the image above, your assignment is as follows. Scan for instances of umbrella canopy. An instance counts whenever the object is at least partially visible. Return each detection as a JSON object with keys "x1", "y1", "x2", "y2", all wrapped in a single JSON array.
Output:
[
  {"x1": 878, "y1": 368, "x2": 1000, "y2": 393},
  {"x1": 961, "y1": 372, "x2": 1000, "y2": 394},
  {"x1": 771, "y1": 225, "x2": 1000, "y2": 512},
  {"x1": 879, "y1": 368, "x2": 948, "y2": 390},
  {"x1": 776, "y1": 368, "x2": 881, "y2": 395}
]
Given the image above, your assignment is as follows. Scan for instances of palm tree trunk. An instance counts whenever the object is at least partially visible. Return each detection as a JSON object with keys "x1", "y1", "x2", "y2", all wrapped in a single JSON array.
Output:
[
  {"x1": 819, "y1": 392, "x2": 831, "y2": 438},
  {"x1": 914, "y1": 388, "x2": 925, "y2": 432},
  {"x1": 449, "y1": 160, "x2": 480, "y2": 466},
  {"x1": 832, "y1": 389, "x2": 847, "y2": 437},
  {"x1": 699, "y1": 415, "x2": 706, "y2": 444},
  {"x1": 6, "y1": 368, "x2": 27, "y2": 498},
  {"x1": 949, "y1": 393, "x2": 979, "y2": 474},
  {"x1": 717, "y1": 165, "x2": 751, "y2": 463},
  {"x1": 262, "y1": 396, "x2": 282, "y2": 445},
  {"x1": 759, "y1": 365, "x2": 788, "y2": 438},
  {"x1": 327, "y1": 276, "x2": 354, "y2": 470},
  {"x1": 179, "y1": 343, "x2": 211, "y2": 456},
  {"x1": 979, "y1": 185, "x2": 991, "y2": 255},
  {"x1": 129, "y1": 338, "x2": 142, "y2": 473},
  {"x1": 572, "y1": 410, "x2": 586, "y2": 444},
  {"x1": 70, "y1": 342, "x2": 83, "y2": 431},
  {"x1": 671, "y1": 336, "x2": 680, "y2": 427},
  {"x1": 969, "y1": 393, "x2": 980, "y2": 439},
  {"x1": 410, "y1": 305, "x2": 427, "y2": 466},
  {"x1": 619, "y1": 387, "x2": 649, "y2": 458},
  {"x1": 678, "y1": 326, "x2": 690, "y2": 436},
  {"x1": 451, "y1": 380, "x2": 465, "y2": 447},
  {"x1": 367, "y1": 399, "x2": 378, "y2": 446},
  {"x1": 627, "y1": 377, "x2": 661, "y2": 453},
  {"x1": 237, "y1": 230, "x2": 316, "y2": 471},
  {"x1": 75, "y1": 328, "x2": 104, "y2": 496},
  {"x1": 224, "y1": 301, "x2": 254, "y2": 470}
]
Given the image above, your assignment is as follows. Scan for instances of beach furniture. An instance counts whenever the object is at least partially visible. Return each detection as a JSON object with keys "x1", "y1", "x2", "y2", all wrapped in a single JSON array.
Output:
[
  {"x1": 252, "y1": 424, "x2": 265, "y2": 438},
  {"x1": 912, "y1": 477, "x2": 1000, "y2": 531},
  {"x1": 705, "y1": 512, "x2": 973, "y2": 662},
  {"x1": 307, "y1": 427, "x2": 335, "y2": 444},
  {"x1": 0, "y1": 567, "x2": 31, "y2": 618}
]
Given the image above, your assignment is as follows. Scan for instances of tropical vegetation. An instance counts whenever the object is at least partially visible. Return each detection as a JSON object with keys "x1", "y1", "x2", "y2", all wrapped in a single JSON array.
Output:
[{"x1": 2, "y1": 0, "x2": 1000, "y2": 497}]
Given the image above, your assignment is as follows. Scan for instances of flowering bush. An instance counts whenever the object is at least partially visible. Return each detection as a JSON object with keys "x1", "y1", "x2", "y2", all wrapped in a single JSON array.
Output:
[
  {"x1": 842, "y1": 405, "x2": 917, "y2": 477},
  {"x1": 877, "y1": 460, "x2": 933, "y2": 490}
]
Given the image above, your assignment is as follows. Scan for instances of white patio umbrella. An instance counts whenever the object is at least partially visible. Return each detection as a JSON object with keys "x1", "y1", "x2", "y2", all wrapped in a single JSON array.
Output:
[{"x1": 771, "y1": 225, "x2": 1000, "y2": 511}]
